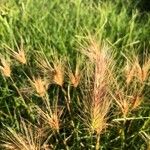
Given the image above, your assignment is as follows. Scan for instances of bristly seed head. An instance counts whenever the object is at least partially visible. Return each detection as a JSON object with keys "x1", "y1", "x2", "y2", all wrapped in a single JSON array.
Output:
[
  {"x1": 53, "y1": 64, "x2": 64, "y2": 86},
  {"x1": 31, "y1": 77, "x2": 47, "y2": 97},
  {"x1": 124, "y1": 57, "x2": 150, "y2": 84},
  {"x1": 80, "y1": 37, "x2": 112, "y2": 135},
  {"x1": 13, "y1": 49, "x2": 27, "y2": 64},
  {"x1": 68, "y1": 62, "x2": 81, "y2": 88},
  {"x1": 0, "y1": 57, "x2": 11, "y2": 77}
]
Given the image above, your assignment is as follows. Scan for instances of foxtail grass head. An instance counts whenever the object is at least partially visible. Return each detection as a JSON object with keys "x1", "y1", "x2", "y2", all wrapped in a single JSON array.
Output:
[
  {"x1": 4, "y1": 40, "x2": 27, "y2": 64},
  {"x1": 36, "y1": 52, "x2": 64, "y2": 87},
  {"x1": 1, "y1": 119, "x2": 49, "y2": 150},
  {"x1": 124, "y1": 56, "x2": 150, "y2": 84},
  {"x1": 35, "y1": 105, "x2": 64, "y2": 133},
  {"x1": 79, "y1": 37, "x2": 112, "y2": 135},
  {"x1": 29, "y1": 76, "x2": 47, "y2": 97},
  {"x1": 0, "y1": 57, "x2": 11, "y2": 77}
]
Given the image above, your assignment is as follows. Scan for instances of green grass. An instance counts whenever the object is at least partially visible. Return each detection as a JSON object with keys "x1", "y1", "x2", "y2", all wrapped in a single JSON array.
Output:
[{"x1": 0, "y1": 0, "x2": 150, "y2": 150}]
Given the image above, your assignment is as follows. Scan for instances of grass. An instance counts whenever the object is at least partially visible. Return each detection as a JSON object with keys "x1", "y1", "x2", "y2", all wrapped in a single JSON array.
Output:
[{"x1": 0, "y1": 0, "x2": 150, "y2": 149}]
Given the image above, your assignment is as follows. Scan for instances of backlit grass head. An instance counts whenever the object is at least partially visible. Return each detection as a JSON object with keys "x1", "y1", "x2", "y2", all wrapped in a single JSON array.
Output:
[{"x1": 80, "y1": 38, "x2": 112, "y2": 135}]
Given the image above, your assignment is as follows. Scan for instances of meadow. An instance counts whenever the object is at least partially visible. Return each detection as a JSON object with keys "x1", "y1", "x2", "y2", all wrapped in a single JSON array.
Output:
[{"x1": 0, "y1": 0, "x2": 150, "y2": 149}]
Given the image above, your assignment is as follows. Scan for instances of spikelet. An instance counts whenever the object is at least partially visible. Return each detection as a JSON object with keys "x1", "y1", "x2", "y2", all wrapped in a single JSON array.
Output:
[
  {"x1": 124, "y1": 56, "x2": 150, "y2": 84},
  {"x1": 90, "y1": 97, "x2": 110, "y2": 134},
  {"x1": 138, "y1": 58, "x2": 150, "y2": 82},
  {"x1": 114, "y1": 90, "x2": 130, "y2": 117},
  {"x1": 30, "y1": 77, "x2": 47, "y2": 97},
  {"x1": 13, "y1": 48, "x2": 26, "y2": 64},
  {"x1": 36, "y1": 105, "x2": 64, "y2": 133},
  {"x1": 131, "y1": 94, "x2": 143, "y2": 110},
  {"x1": 68, "y1": 62, "x2": 81, "y2": 88},
  {"x1": 36, "y1": 52, "x2": 64, "y2": 86},
  {"x1": 0, "y1": 57, "x2": 11, "y2": 77},
  {"x1": 4, "y1": 40, "x2": 27, "y2": 64},
  {"x1": 53, "y1": 63, "x2": 64, "y2": 86},
  {"x1": 124, "y1": 61, "x2": 136, "y2": 85},
  {"x1": 69, "y1": 72, "x2": 80, "y2": 88}
]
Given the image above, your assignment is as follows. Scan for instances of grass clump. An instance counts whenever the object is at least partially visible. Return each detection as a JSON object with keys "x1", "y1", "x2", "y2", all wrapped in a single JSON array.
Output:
[{"x1": 0, "y1": 0, "x2": 150, "y2": 150}]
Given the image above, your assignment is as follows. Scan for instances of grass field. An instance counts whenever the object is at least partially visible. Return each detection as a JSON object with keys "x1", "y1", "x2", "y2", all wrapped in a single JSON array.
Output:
[{"x1": 0, "y1": 0, "x2": 150, "y2": 149}]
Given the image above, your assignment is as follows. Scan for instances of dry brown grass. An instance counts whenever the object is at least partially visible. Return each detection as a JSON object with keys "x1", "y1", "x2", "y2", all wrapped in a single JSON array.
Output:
[
  {"x1": 1, "y1": 120, "x2": 53, "y2": 150},
  {"x1": 113, "y1": 89, "x2": 143, "y2": 117},
  {"x1": 111, "y1": 54, "x2": 149, "y2": 118},
  {"x1": 79, "y1": 37, "x2": 113, "y2": 150}
]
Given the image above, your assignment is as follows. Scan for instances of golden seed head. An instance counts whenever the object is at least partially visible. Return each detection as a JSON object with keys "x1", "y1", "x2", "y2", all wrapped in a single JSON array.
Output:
[
  {"x1": 0, "y1": 58, "x2": 11, "y2": 77},
  {"x1": 139, "y1": 59, "x2": 150, "y2": 82},
  {"x1": 53, "y1": 64, "x2": 64, "y2": 86},
  {"x1": 131, "y1": 95, "x2": 143, "y2": 110},
  {"x1": 125, "y1": 57, "x2": 150, "y2": 84},
  {"x1": 36, "y1": 106, "x2": 63, "y2": 133},
  {"x1": 32, "y1": 77, "x2": 47, "y2": 97},
  {"x1": 124, "y1": 61, "x2": 137, "y2": 85},
  {"x1": 14, "y1": 49, "x2": 27, "y2": 64},
  {"x1": 69, "y1": 65, "x2": 81, "y2": 88},
  {"x1": 90, "y1": 98, "x2": 110, "y2": 134},
  {"x1": 48, "y1": 113, "x2": 60, "y2": 132},
  {"x1": 69, "y1": 73, "x2": 80, "y2": 88}
]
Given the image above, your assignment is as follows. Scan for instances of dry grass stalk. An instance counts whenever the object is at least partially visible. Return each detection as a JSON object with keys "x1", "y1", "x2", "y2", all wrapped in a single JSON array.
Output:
[
  {"x1": 0, "y1": 57, "x2": 11, "y2": 77},
  {"x1": 140, "y1": 131, "x2": 150, "y2": 150},
  {"x1": 1, "y1": 120, "x2": 51, "y2": 150}
]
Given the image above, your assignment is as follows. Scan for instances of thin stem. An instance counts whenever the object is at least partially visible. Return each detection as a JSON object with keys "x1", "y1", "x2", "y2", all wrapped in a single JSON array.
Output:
[
  {"x1": 113, "y1": 117, "x2": 150, "y2": 122},
  {"x1": 95, "y1": 134, "x2": 100, "y2": 150}
]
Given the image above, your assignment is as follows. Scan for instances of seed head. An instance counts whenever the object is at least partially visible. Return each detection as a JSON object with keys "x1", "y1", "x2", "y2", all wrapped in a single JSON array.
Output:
[
  {"x1": 31, "y1": 77, "x2": 47, "y2": 97},
  {"x1": 0, "y1": 57, "x2": 11, "y2": 77},
  {"x1": 53, "y1": 64, "x2": 64, "y2": 86},
  {"x1": 13, "y1": 49, "x2": 26, "y2": 64}
]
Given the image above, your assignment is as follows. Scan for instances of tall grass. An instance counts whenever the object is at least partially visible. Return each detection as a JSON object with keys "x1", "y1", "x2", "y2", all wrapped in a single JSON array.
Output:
[{"x1": 0, "y1": 0, "x2": 150, "y2": 149}]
